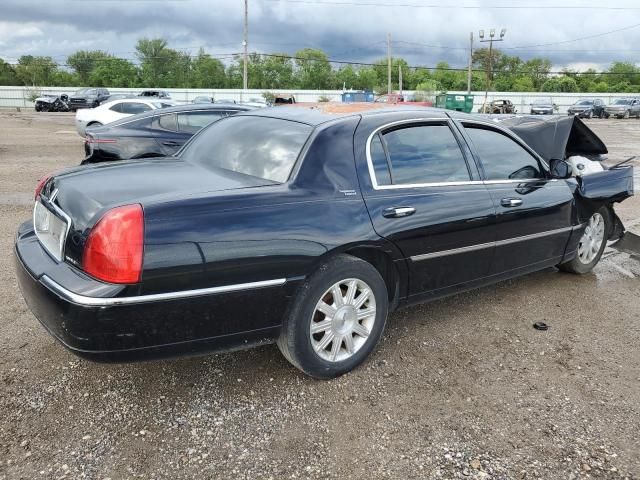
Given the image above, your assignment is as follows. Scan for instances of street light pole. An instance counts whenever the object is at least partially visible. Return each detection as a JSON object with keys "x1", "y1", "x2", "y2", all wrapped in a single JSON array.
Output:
[
  {"x1": 243, "y1": 0, "x2": 248, "y2": 95},
  {"x1": 479, "y1": 28, "x2": 506, "y2": 113},
  {"x1": 467, "y1": 32, "x2": 473, "y2": 94}
]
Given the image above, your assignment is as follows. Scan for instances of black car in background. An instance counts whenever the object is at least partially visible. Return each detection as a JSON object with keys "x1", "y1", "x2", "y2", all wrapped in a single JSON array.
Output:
[
  {"x1": 16, "y1": 106, "x2": 634, "y2": 378},
  {"x1": 83, "y1": 104, "x2": 254, "y2": 163},
  {"x1": 69, "y1": 88, "x2": 110, "y2": 111},
  {"x1": 139, "y1": 90, "x2": 171, "y2": 99},
  {"x1": 567, "y1": 99, "x2": 605, "y2": 118}
]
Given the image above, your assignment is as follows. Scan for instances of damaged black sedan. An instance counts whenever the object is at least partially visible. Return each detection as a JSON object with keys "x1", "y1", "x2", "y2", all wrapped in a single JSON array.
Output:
[{"x1": 15, "y1": 106, "x2": 634, "y2": 378}]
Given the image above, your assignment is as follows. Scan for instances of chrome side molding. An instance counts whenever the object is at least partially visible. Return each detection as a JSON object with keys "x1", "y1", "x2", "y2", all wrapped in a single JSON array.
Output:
[
  {"x1": 40, "y1": 275, "x2": 287, "y2": 307},
  {"x1": 411, "y1": 225, "x2": 576, "y2": 262}
]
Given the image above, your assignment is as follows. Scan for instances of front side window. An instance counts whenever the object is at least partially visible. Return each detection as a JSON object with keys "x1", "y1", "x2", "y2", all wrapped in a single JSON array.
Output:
[
  {"x1": 180, "y1": 116, "x2": 311, "y2": 183},
  {"x1": 370, "y1": 123, "x2": 470, "y2": 186},
  {"x1": 177, "y1": 111, "x2": 226, "y2": 134},
  {"x1": 464, "y1": 125, "x2": 543, "y2": 180}
]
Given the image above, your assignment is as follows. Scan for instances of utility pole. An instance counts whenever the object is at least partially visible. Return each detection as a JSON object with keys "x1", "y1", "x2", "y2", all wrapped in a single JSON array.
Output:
[
  {"x1": 479, "y1": 28, "x2": 506, "y2": 113},
  {"x1": 467, "y1": 32, "x2": 473, "y2": 94},
  {"x1": 243, "y1": 0, "x2": 248, "y2": 95},
  {"x1": 387, "y1": 33, "x2": 392, "y2": 95},
  {"x1": 399, "y1": 64, "x2": 403, "y2": 96}
]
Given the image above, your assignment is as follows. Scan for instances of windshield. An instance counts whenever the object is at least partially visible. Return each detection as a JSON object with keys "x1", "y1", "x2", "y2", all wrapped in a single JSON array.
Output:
[
  {"x1": 74, "y1": 88, "x2": 94, "y2": 95},
  {"x1": 180, "y1": 116, "x2": 312, "y2": 183},
  {"x1": 613, "y1": 99, "x2": 631, "y2": 105},
  {"x1": 533, "y1": 98, "x2": 552, "y2": 105},
  {"x1": 575, "y1": 100, "x2": 593, "y2": 105}
]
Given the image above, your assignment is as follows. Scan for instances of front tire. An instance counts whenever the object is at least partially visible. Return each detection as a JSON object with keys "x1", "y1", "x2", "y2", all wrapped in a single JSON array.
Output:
[
  {"x1": 277, "y1": 254, "x2": 389, "y2": 378},
  {"x1": 558, "y1": 207, "x2": 610, "y2": 274},
  {"x1": 624, "y1": 110, "x2": 630, "y2": 119}
]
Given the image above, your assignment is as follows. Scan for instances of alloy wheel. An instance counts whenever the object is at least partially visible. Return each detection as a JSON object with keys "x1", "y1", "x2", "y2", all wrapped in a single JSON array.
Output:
[
  {"x1": 309, "y1": 278, "x2": 376, "y2": 362},
  {"x1": 577, "y1": 213, "x2": 605, "y2": 265}
]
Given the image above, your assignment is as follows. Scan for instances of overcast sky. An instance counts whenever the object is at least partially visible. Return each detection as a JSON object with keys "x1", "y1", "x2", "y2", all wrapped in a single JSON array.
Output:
[{"x1": 1, "y1": 0, "x2": 640, "y2": 71}]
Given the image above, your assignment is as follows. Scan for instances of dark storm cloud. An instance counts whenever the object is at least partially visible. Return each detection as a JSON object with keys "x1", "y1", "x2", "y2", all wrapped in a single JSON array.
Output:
[{"x1": 1, "y1": 0, "x2": 639, "y2": 70}]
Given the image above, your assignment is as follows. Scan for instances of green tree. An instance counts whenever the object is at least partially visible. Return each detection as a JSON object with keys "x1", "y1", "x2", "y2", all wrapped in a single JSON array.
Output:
[
  {"x1": 294, "y1": 48, "x2": 333, "y2": 89},
  {"x1": 89, "y1": 57, "x2": 138, "y2": 87},
  {"x1": 541, "y1": 76, "x2": 578, "y2": 92},
  {"x1": 14, "y1": 55, "x2": 59, "y2": 86},
  {"x1": 0, "y1": 59, "x2": 18, "y2": 85},
  {"x1": 190, "y1": 49, "x2": 226, "y2": 88},
  {"x1": 67, "y1": 50, "x2": 110, "y2": 85},
  {"x1": 135, "y1": 38, "x2": 171, "y2": 86}
]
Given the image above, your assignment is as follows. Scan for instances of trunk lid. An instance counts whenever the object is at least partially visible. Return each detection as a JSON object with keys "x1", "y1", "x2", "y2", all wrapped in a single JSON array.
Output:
[{"x1": 47, "y1": 158, "x2": 275, "y2": 232}]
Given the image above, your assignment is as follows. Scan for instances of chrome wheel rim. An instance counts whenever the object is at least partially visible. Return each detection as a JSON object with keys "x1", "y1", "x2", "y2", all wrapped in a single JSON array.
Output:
[
  {"x1": 578, "y1": 213, "x2": 605, "y2": 264},
  {"x1": 310, "y1": 278, "x2": 376, "y2": 363}
]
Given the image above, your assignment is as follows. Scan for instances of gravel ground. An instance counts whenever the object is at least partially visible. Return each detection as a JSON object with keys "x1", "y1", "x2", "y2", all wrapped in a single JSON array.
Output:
[{"x1": 0, "y1": 112, "x2": 639, "y2": 480}]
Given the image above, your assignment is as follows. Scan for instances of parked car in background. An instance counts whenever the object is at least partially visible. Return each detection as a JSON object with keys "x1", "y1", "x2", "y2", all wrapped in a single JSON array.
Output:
[
  {"x1": 243, "y1": 98, "x2": 270, "y2": 108},
  {"x1": 478, "y1": 99, "x2": 516, "y2": 114},
  {"x1": 34, "y1": 94, "x2": 70, "y2": 112},
  {"x1": 604, "y1": 98, "x2": 640, "y2": 119},
  {"x1": 83, "y1": 104, "x2": 254, "y2": 163},
  {"x1": 69, "y1": 88, "x2": 111, "y2": 111},
  {"x1": 530, "y1": 97, "x2": 555, "y2": 115},
  {"x1": 16, "y1": 106, "x2": 633, "y2": 378},
  {"x1": 274, "y1": 94, "x2": 296, "y2": 105},
  {"x1": 104, "y1": 93, "x2": 137, "y2": 103},
  {"x1": 567, "y1": 99, "x2": 605, "y2": 119},
  {"x1": 375, "y1": 93, "x2": 433, "y2": 107},
  {"x1": 139, "y1": 90, "x2": 171, "y2": 99},
  {"x1": 192, "y1": 96, "x2": 215, "y2": 104},
  {"x1": 75, "y1": 98, "x2": 173, "y2": 136}
]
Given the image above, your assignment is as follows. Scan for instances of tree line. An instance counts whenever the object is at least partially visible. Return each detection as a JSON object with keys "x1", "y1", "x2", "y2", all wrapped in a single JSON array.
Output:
[{"x1": 1, "y1": 37, "x2": 639, "y2": 93}]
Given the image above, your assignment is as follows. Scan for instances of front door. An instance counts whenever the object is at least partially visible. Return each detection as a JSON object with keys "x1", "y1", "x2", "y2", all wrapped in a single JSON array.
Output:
[
  {"x1": 357, "y1": 119, "x2": 497, "y2": 299},
  {"x1": 459, "y1": 121, "x2": 574, "y2": 275}
]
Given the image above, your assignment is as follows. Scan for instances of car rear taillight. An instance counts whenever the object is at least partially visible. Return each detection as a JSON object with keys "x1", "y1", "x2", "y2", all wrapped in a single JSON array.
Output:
[
  {"x1": 82, "y1": 204, "x2": 144, "y2": 284},
  {"x1": 35, "y1": 172, "x2": 55, "y2": 200}
]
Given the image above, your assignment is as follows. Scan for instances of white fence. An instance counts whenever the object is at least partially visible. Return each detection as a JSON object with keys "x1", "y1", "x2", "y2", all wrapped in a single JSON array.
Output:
[{"x1": 1, "y1": 86, "x2": 638, "y2": 114}]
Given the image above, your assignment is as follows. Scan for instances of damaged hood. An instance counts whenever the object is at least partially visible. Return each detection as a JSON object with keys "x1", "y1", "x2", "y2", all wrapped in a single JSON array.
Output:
[{"x1": 489, "y1": 115, "x2": 608, "y2": 161}]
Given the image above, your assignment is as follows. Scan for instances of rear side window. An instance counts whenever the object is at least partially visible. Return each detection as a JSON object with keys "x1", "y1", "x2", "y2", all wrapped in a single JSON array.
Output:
[
  {"x1": 370, "y1": 123, "x2": 470, "y2": 186},
  {"x1": 464, "y1": 125, "x2": 543, "y2": 180},
  {"x1": 109, "y1": 103, "x2": 123, "y2": 113},
  {"x1": 180, "y1": 116, "x2": 311, "y2": 183},
  {"x1": 120, "y1": 102, "x2": 152, "y2": 115},
  {"x1": 152, "y1": 113, "x2": 178, "y2": 132},
  {"x1": 177, "y1": 111, "x2": 226, "y2": 134}
]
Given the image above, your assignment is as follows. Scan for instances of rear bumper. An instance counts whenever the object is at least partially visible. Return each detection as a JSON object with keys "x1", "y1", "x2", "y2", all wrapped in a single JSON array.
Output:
[{"x1": 14, "y1": 223, "x2": 293, "y2": 362}]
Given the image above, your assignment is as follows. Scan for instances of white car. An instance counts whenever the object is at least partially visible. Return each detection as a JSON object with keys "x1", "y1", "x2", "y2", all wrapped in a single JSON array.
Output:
[{"x1": 75, "y1": 98, "x2": 173, "y2": 137}]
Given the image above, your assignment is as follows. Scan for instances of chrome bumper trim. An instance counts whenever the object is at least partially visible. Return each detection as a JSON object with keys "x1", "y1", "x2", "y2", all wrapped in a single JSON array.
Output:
[{"x1": 40, "y1": 275, "x2": 287, "y2": 307}]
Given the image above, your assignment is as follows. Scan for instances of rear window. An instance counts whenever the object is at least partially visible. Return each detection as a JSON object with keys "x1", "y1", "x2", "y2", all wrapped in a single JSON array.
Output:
[{"x1": 180, "y1": 116, "x2": 311, "y2": 183}]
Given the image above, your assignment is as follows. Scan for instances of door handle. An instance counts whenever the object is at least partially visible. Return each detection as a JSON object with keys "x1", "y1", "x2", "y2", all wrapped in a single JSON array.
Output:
[
  {"x1": 501, "y1": 197, "x2": 523, "y2": 207},
  {"x1": 162, "y1": 140, "x2": 180, "y2": 146},
  {"x1": 383, "y1": 207, "x2": 416, "y2": 218}
]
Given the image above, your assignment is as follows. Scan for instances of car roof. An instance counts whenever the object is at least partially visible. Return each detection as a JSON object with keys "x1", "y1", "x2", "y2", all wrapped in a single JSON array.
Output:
[
  {"x1": 237, "y1": 104, "x2": 455, "y2": 126},
  {"x1": 104, "y1": 103, "x2": 257, "y2": 127}
]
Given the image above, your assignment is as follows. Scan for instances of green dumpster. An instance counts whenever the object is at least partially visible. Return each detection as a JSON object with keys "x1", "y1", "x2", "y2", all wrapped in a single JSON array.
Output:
[{"x1": 435, "y1": 93, "x2": 474, "y2": 113}]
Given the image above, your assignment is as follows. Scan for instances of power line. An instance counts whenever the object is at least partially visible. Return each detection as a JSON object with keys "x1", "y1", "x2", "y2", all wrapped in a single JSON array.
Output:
[{"x1": 263, "y1": 0, "x2": 640, "y2": 10}]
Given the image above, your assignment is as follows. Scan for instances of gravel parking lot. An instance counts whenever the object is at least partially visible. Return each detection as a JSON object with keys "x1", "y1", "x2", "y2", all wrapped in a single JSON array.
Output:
[{"x1": 0, "y1": 111, "x2": 639, "y2": 480}]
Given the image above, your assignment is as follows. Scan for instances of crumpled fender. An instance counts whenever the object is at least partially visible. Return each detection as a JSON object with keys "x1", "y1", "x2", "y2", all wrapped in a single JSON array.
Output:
[{"x1": 566, "y1": 165, "x2": 634, "y2": 240}]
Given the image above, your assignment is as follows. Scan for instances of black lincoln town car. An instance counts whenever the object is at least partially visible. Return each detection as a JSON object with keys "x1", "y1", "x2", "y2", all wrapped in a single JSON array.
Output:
[{"x1": 15, "y1": 106, "x2": 634, "y2": 378}]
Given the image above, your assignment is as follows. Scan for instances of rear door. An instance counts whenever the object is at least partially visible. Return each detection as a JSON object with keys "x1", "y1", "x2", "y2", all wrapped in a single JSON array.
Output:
[
  {"x1": 356, "y1": 117, "x2": 497, "y2": 299},
  {"x1": 459, "y1": 121, "x2": 574, "y2": 275}
]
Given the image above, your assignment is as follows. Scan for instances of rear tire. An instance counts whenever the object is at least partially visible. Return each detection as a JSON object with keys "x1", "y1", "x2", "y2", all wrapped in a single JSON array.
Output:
[
  {"x1": 558, "y1": 207, "x2": 610, "y2": 274},
  {"x1": 277, "y1": 254, "x2": 389, "y2": 378}
]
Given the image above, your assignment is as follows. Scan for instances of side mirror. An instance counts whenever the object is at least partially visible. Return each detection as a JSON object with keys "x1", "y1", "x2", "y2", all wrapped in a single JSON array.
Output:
[{"x1": 549, "y1": 158, "x2": 571, "y2": 179}]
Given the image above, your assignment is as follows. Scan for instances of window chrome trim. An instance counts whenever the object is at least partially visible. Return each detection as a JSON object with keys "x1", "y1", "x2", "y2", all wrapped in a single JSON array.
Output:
[
  {"x1": 365, "y1": 117, "x2": 463, "y2": 191},
  {"x1": 40, "y1": 275, "x2": 287, "y2": 307},
  {"x1": 410, "y1": 225, "x2": 576, "y2": 262}
]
